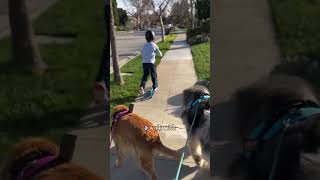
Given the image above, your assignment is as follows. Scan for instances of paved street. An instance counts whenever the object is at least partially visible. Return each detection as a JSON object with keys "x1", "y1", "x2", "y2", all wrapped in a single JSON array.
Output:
[{"x1": 110, "y1": 28, "x2": 162, "y2": 72}]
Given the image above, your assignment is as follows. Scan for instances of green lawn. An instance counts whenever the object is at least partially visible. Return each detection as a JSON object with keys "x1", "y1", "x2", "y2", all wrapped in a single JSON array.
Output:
[
  {"x1": 270, "y1": 0, "x2": 320, "y2": 92},
  {"x1": 110, "y1": 34, "x2": 177, "y2": 114},
  {"x1": 0, "y1": 0, "x2": 104, "y2": 163},
  {"x1": 191, "y1": 42, "x2": 210, "y2": 81},
  {"x1": 270, "y1": 0, "x2": 320, "y2": 58}
]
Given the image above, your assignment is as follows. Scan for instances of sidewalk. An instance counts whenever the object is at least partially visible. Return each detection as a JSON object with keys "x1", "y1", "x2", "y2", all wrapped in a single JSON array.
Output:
[
  {"x1": 70, "y1": 103, "x2": 108, "y2": 178},
  {"x1": 0, "y1": 0, "x2": 58, "y2": 39},
  {"x1": 110, "y1": 33, "x2": 211, "y2": 179}
]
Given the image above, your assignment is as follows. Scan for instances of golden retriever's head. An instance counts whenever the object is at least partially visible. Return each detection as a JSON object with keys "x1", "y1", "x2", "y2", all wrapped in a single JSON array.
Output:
[
  {"x1": 12, "y1": 138, "x2": 59, "y2": 161},
  {"x1": 1, "y1": 138, "x2": 59, "y2": 179},
  {"x1": 112, "y1": 105, "x2": 129, "y2": 116}
]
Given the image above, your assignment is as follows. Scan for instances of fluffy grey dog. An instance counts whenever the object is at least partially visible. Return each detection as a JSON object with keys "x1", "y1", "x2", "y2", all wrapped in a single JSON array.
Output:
[
  {"x1": 181, "y1": 82, "x2": 210, "y2": 168},
  {"x1": 230, "y1": 74, "x2": 320, "y2": 180}
]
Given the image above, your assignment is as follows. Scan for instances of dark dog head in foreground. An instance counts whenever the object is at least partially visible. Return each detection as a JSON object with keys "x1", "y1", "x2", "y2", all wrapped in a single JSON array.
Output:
[{"x1": 230, "y1": 75, "x2": 320, "y2": 180}]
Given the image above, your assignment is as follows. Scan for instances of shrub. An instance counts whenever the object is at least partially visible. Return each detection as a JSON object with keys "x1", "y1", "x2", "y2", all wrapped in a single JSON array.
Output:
[
  {"x1": 199, "y1": 19, "x2": 210, "y2": 34},
  {"x1": 187, "y1": 20, "x2": 210, "y2": 45},
  {"x1": 116, "y1": 26, "x2": 129, "y2": 31},
  {"x1": 188, "y1": 34, "x2": 209, "y2": 45}
]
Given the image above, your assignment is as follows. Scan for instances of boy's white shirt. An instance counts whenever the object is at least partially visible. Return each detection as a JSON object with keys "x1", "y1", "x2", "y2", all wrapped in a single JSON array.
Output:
[{"x1": 141, "y1": 42, "x2": 162, "y2": 64}]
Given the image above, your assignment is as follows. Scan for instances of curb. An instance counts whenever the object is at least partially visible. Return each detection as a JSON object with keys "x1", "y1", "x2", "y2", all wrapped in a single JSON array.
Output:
[{"x1": 110, "y1": 52, "x2": 140, "y2": 74}]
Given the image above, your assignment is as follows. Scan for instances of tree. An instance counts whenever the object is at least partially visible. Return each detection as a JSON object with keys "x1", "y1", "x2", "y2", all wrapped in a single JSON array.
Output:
[
  {"x1": 190, "y1": 0, "x2": 195, "y2": 28},
  {"x1": 110, "y1": 0, "x2": 124, "y2": 85},
  {"x1": 8, "y1": 0, "x2": 47, "y2": 74},
  {"x1": 195, "y1": 0, "x2": 209, "y2": 21},
  {"x1": 168, "y1": 0, "x2": 190, "y2": 28},
  {"x1": 112, "y1": 0, "x2": 119, "y2": 26},
  {"x1": 125, "y1": 0, "x2": 149, "y2": 30},
  {"x1": 150, "y1": 0, "x2": 174, "y2": 42},
  {"x1": 118, "y1": 8, "x2": 129, "y2": 26}
]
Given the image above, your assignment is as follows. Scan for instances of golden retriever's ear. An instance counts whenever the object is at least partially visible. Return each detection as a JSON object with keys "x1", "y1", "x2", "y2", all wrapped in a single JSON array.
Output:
[
  {"x1": 112, "y1": 105, "x2": 129, "y2": 114},
  {"x1": 13, "y1": 138, "x2": 59, "y2": 161}
]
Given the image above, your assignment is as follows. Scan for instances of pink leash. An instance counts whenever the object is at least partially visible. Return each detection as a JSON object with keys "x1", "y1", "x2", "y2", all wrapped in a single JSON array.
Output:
[
  {"x1": 110, "y1": 110, "x2": 130, "y2": 147},
  {"x1": 16, "y1": 155, "x2": 57, "y2": 180}
]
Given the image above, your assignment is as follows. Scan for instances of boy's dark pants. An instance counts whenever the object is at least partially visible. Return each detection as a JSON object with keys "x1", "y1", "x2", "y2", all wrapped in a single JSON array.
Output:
[{"x1": 140, "y1": 63, "x2": 158, "y2": 89}]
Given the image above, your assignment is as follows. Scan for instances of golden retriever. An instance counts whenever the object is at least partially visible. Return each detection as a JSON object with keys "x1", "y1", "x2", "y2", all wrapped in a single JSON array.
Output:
[
  {"x1": 1, "y1": 138, "x2": 104, "y2": 180},
  {"x1": 111, "y1": 105, "x2": 180, "y2": 180}
]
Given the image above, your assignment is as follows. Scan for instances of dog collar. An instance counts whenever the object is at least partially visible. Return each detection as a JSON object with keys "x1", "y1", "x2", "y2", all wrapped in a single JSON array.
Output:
[
  {"x1": 186, "y1": 94, "x2": 210, "y2": 110},
  {"x1": 242, "y1": 101, "x2": 320, "y2": 158},
  {"x1": 249, "y1": 100, "x2": 320, "y2": 141},
  {"x1": 250, "y1": 107, "x2": 320, "y2": 141},
  {"x1": 111, "y1": 110, "x2": 130, "y2": 131},
  {"x1": 13, "y1": 154, "x2": 58, "y2": 180}
]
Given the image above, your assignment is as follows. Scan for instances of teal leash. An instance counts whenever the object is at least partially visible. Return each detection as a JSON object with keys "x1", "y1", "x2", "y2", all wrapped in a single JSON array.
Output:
[
  {"x1": 175, "y1": 152, "x2": 185, "y2": 180},
  {"x1": 268, "y1": 131, "x2": 285, "y2": 180},
  {"x1": 268, "y1": 119, "x2": 290, "y2": 180},
  {"x1": 174, "y1": 104, "x2": 199, "y2": 180},
  {"x1": 246, "y1": 107, "x2": 320, "y2": 180}
]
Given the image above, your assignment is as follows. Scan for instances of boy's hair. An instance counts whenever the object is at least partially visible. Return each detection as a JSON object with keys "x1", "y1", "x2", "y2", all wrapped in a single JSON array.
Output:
[{"x1": 145, "y1": 30, "x2": 155, "y2": 42}]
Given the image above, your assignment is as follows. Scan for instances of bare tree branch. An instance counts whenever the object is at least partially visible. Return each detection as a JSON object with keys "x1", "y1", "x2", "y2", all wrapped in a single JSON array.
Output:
[{"x1": 149, "y1": 0, "x2": 174, "y2": 42}]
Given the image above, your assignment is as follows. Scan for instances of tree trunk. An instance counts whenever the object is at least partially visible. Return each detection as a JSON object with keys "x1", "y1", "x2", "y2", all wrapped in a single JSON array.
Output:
[
  {"x1": 8, "y1": 0, "x2": 47, "y2": 74},
  {"x1": 159, "y1": 14, "x2": 165, "y2": 42},
  {"x1": 110, "y1": 0, "x2": 124, "y2": 85},
  {"x1": 136, "y1": 16, "x2": 139, "y2": 30},
  {"x1": 190, "y1": 0, "x2": 195, "y2": 28}
]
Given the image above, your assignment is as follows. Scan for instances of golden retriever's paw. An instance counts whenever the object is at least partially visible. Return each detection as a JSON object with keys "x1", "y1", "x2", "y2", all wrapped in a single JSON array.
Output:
[
  {"x1": 198, "y1": 159, "x2": 205, "y2": 167},
  {"x1": 199, "y1": 160, "x2": 210, "y2": 169}
]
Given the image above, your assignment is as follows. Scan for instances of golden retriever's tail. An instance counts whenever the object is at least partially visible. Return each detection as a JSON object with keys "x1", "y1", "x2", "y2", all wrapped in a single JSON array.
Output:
[{"x1": 156, "y1": 142, "x2": 180, "y2": 160}]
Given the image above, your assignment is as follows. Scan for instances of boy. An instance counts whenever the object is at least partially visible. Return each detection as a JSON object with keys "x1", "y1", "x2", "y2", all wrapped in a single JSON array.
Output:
[{"x1": 139, "y1": 30, "x2": 162, "y2": 95}]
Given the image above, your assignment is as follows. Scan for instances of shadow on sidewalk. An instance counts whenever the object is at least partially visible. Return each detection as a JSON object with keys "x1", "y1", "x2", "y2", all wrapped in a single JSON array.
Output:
[
  {"x1": 167, "y1": 46, "x2": 190, "y2": 51},
  {"x1": 167, "y1": 93, "x2": 184, "y2": 107},
  {"x1": 74, "y1": 103, "x2": 107, "y2": 130},
  {"x1": 110, "y1": 145, "x2": 208, "y2": 179},
  {"x1": 171, "y1": 39, "x2": 189, "y2": 46}
]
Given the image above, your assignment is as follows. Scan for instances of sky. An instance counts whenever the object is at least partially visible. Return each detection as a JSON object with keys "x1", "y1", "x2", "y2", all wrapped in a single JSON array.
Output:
[{"x1": 117, "y1": 0, "x2": 128, "y2": 10}]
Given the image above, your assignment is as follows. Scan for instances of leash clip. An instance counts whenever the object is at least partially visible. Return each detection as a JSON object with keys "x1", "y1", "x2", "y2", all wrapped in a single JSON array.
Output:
[
  {"x1": 19, "y1": 159, "x2": 37, "y2": 178},
  {"x1": 283, "y1": 118, "x2": 291, "y2": 129}
]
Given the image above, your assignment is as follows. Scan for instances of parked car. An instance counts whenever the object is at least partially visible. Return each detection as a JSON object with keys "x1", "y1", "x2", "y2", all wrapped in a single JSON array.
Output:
[{"x1": 165, "y1": 24, "x2": 173, "y2": 35}]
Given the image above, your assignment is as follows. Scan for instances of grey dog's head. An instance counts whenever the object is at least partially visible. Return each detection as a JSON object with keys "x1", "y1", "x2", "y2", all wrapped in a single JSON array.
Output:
[
  {"x1": 182, "y1": 83, "x2": 210, "y2": 133},
  {"x1": 183, "y1": 85, "x2": 210, "y2": 109},
  {"x1": 231, "y1": 75, "x2": 320, "y2": 180}
]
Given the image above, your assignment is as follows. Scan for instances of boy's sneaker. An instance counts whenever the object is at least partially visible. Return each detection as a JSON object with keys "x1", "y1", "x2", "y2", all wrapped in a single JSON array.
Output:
[
  {"x1": 153, "y1": 87, "x2": 158, "y2": 92},
  {"x1": 140, "y1": 87, "x2": 145, "y2": 96}
]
